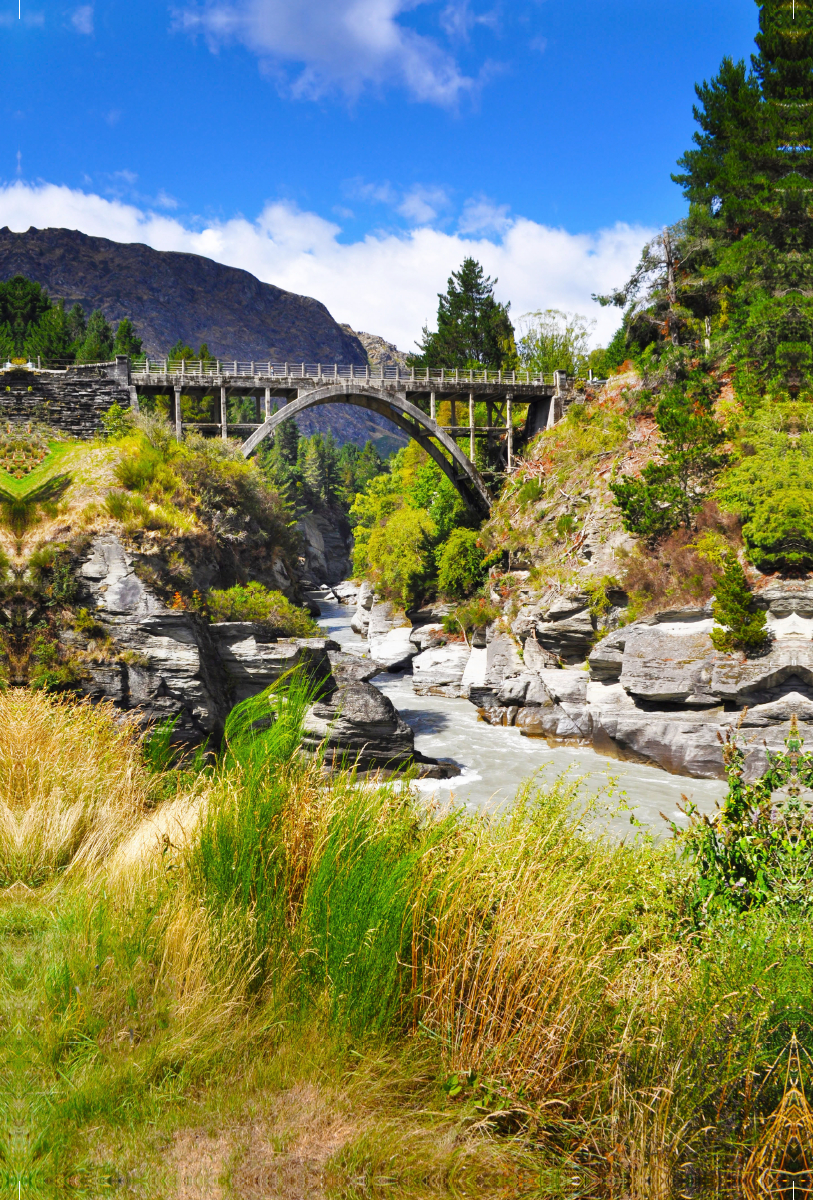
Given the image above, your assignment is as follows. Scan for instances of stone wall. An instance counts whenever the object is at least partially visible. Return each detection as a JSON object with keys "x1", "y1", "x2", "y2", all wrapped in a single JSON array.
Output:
[{"x1": 0, "y1": 364, "x2": 130, "y2": 437}]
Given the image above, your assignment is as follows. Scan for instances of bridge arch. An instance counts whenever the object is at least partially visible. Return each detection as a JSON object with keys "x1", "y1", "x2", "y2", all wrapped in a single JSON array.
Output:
[{"x1": 240, "y1": 385, "x2": 492, "y2": 515}]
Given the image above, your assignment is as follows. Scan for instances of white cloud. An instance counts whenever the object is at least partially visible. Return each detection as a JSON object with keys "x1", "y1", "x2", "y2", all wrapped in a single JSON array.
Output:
[
  {"x1": 71, "y1": 5, "x2": 94, "y2": 34},
  {"x1": 458, "y1": 196, "x2": 511, "y2": 236},
  {"x1": 397, "y1": 185, "x2": 450, "y2": 224},
  {"x1": 0, "y1": 180, "x2": 650, "y2": 351},
  {"x1": 174, "y1": 0, "x2": 476, "y2": 104}
]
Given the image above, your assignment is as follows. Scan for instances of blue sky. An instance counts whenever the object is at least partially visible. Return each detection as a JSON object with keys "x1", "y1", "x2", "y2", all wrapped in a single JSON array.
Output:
[{"x1": 0, "y1": 0, "x2": 759, "y2": 350}]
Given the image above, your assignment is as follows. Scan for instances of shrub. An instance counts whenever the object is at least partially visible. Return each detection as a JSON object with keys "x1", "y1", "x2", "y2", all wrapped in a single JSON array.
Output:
[
  {"x1": 101, "y1": 403, "x2": 135, "y2": 440},
  {"x1": 442, "y1": 596, "x2": 500, "y2": 636},
  {"x1": 709, "y1": 552, "x2": 768, "y2": 653},
  {"x1": 205, "y1": 582, "x2": 318, "y2": 636},
  {"x1": 363, "y1": 506, "x2": 437, "y2": 608},
  {"x1": 436, "y1": 528, "x2": 485, "y2": 599}
]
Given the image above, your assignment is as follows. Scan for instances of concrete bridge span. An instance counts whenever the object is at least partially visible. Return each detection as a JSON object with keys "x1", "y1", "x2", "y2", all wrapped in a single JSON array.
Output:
[
  {"x1": 241, "y1": 382, "x2": 492, "y2": 515},
  {"x1": 0, "y1": 357, "x2": 574, "y2": 515}
]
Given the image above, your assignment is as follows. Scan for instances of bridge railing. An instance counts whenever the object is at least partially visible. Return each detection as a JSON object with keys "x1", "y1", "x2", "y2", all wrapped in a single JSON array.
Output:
[{"x1": 129, "y1": 358, "x2": 555, "y2": 386}]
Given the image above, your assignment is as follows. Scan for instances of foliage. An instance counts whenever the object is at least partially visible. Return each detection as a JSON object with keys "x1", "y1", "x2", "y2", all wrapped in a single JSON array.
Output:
[
  {"x1": 709, "y1": 552, "x2": 769, "y2": 652},
  {"x1": 717, "y1": 402, "x2": 813, "y2": 572},
  {"x1": 517, "y1": 309, "x2": 594, "y2": 378},
  {"x1": 610, "y1": 374, "x2": 727, "y2": 540},
  {"x1": 436, "y1": 528, "x2": 485, "y2": 598},
  {"x1": 677, "y1": 717, "x2": 813, "y2": 916},
  {"x1": 411, "y1": 258, "x2": 518, "y2": 371},
  {"x1": 204, "y1": 582, "x2": 318, "y2": 635},
  {"x1": 112, "y1": 317, "x2": 143, "y2": 358},
  {"x1": 442, "y1": 596, "x2": 500, "y2": 635},
  {"x1": 100, "y1": 402, "x2": 135, "y2": 440},
  {"x1": 351, "y1": 443, "x2": 478, "y2": 606},
  {"x1": 364, "y1": 506, "x2": 437, "y2": 608}
]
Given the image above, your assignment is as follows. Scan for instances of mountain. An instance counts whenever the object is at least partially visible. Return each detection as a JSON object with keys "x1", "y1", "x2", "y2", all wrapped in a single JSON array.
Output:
[{"x1": 0, "y1": 226, "x2": 405, "y2": 450}]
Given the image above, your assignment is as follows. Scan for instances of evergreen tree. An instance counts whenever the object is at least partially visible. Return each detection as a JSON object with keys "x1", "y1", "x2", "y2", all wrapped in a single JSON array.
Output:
[
  {"x1": 24, "y1": 302, "x2": 72, "y2": 364},
  {"x1": 66, "y1": 304, "x2": 86, "y2": 352},
  {"x1": 299, "y1": 432, "x2": 341, "y2": 506},
  {"x1": 710, "y1": 552, "x2": 768, "y2": 652},
  {"x1": 75, "y1": 310, "x2": 114, "y2": 363},
  {"x1": 412, "y1": 258, "x2": 517, "y2": 370},
  {"x1": 0, "y1": 275, "x2": 52, "y2": 357},
  {"x1": 112, "y1": 317, "x2": 143, "y2": 358}
]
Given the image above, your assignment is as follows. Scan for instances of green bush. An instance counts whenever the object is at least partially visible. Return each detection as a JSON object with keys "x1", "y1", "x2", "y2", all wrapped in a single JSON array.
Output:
[
  {"x1": 709, "y1": 552, "x2": 768, "y2": 653},
  {"x1": 436, "y1": 528, "x2": 485, "y2": 599},
  {"x1": 362, "y1": 506, "x2": 437, "y2": 608},
  {"x1": 205, "y1": 582, "x2": 318, "y2": 636},
  {"x1": 442, "y1": 596, "x2": 500, "y2": 636}
]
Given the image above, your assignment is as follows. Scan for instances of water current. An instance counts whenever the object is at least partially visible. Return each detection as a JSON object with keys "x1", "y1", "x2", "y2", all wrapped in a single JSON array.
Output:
[{"x1": 316, "y1": 596, "x2": 728, "y2": 837}]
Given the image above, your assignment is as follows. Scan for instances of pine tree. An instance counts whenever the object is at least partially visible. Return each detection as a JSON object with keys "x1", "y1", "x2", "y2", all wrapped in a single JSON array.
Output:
[
  {"x1": 75, "y1": 310, "x2": 114, "y2": 363},
  {"x1": 112, "y1": 317, "x2": 143, "y2": 358},
  {"x1": 0, "y1": 275, "x2": 51, "y2": 357},
  {"x1": 23, "y1": 302, "x2": 72, "y2": 364},
  {"x1": 412, "y1": 258, "x2": 517, "y2": 370},
  {"x1": 710, "y1": 552, "x2": 768, "y2": 653}
]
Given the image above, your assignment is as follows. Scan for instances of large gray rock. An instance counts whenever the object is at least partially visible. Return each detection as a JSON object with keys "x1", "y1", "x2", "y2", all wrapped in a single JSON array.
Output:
[
  {"x1": 469, "y1": 632, "x2": 524, "y2": 708},
  {"x1": 413, "y1": 644, "x2": 471, "y2": 697},
  {"x1": 409, "y1": 623, "x2": 447, "y2": 652},
  {"x1": 619, "y1": 622, "x2": 718, "y2": 705},
  {"x1": 301, "y1": 682, "x2": 416, "y2": 768},
  {"x1": 211, "y1": 624, "x2": 334, "y2": 704},
  {"x1": 588, "y1": 628, "x2": 628, "y2": 681},
  {"x1": 369, "y1": 626, "x2": 418, "y2": 672},
  {"x1": 535, "y1": 608, "x2": 595, "y2": 662}
]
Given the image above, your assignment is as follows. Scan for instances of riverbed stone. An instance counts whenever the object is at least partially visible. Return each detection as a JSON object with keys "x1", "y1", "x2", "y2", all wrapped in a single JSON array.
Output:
[
  {"x1": 619, "y1": 622, "x2": 718, "y2": 705},
  {"x1": 412, "y1": 644, "x2": 471, "y2": 697},
  {"x1": 535, "y1": 608, "x2": 595, "y2": 662},
  {"x1": 369, "y1": 626, "x2": 418, "y2": 672},
  {"x1": 301, "y1": 682, "x2": 416, "y2": 768},
  {"x1": 469, "y1": 631, "x2": 524, "y2": 708},
  {"x1": 409, "y1": 623, "x2": 447, "y2": 652}
]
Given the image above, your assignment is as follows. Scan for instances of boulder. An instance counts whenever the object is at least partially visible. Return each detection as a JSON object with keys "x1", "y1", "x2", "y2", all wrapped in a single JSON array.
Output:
[
  {"x1": 369, "y1": 626, "x2": 418, "y2": 672},
  {"x1": 588, "y1": 629, "x2": 627, "y2": 681},
  {"x1": 535, "y1": 608, "x2": 595, "y2": 662},
  {"x1": 413, "y1": 644, "x2": 472, "y2": 696},
  {"x1": 409, "y1": 623, "x2": 447, "y2": 652},
  {"x1": 350, "y1": 607, "x2": 371, "y2": 637},
  {"x1": 522, "y1": 636, "x2": 559, "y2": 672},
  {"x1": 211, "y1": 624, "x2": 334, "y2": 704},
  {"x1": 469, "y1": 632, "x2": 524, "y2": 708},
  {"x1": 328, "y1": 650, "x2": 380, "y2": 686},
  {"x1": 515, "y1": 705, "x2": 583, "y2": 740},
  {"x1": 301, "y1": 682, "x2": 416, "y2": 768},
  {"x1": 368, "y1": 600, "x2": 408, "y2": 639},
  {"x1": 619, "y1": 621, "x2": 718, "y2": 705}
]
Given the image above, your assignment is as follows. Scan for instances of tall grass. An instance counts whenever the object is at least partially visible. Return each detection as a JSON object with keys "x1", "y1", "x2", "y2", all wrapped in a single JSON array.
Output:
[{"x1": 0, "y1": 679, "x2": 797, "y2": 1194}]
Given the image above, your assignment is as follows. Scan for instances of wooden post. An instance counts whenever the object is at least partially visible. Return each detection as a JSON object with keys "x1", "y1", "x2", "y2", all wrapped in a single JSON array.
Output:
[
  {"x1": 469, "y1": 392, "x2": 475, "y2": 461},
  {"x1": 221, "y1": 386, "x2": 228, "y2": 441},
  {"x1": 506, "y1": 393, "x2": 513, "y2": 471},
  {"x1": 450, "y1": 395, "x2": 456, "y2": 429},
  {"x1": 430, "y1": 391, "x2": 436, "y2": 422},
  {"x1": 174, "y1": 388, "x2": 182, "y2": 440}
]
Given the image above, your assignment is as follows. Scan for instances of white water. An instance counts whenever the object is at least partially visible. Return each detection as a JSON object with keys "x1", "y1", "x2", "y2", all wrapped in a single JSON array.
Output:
[{"x1": 316, "y1": 597, "x2": 727, "y2": 837}]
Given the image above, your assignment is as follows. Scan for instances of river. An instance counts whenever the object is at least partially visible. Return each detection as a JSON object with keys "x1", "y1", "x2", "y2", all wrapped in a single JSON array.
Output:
[{"x1": 316, "y1": 596, "x2": 727, "y2": 837}]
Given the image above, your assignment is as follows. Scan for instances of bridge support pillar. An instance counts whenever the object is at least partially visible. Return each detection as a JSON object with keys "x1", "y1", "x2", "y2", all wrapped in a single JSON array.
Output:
[
  {"x1": 430, "y1": 391, "x2": 436, "y2": 422},
  {"x1": 506, "y1": 393, "x2": 514, "y2": 471},
  {"x1": 128, "y1": 386, "x2": 139, "y2": 414},
  {"x1": 469, "y1": 392, "x2": 475, "y2": 461},
  {"x1": 173, "y1": 388, "x2": 182, "y2": 440},
  {"x1": 264, "y1": 387, "x2": 271, "y2": 421},
  {"x1": 221, "y1": 386, "x2": 228, "y2": 441}
]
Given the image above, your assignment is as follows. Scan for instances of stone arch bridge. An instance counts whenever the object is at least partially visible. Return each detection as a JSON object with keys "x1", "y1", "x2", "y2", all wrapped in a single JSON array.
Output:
[{"x1": 0, "y1": 357, "x2": 571, "y2": 515}]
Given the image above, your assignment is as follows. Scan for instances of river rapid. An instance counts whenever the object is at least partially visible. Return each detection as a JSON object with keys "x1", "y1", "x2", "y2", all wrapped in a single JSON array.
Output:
[{"x1": 316, "y1": 597, "x2": 727, "y2": 837}]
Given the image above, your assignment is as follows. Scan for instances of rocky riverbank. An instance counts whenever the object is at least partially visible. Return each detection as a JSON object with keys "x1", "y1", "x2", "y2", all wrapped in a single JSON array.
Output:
[{"x1": 344, "y1": 576, "x2": 813, "y2": 782}]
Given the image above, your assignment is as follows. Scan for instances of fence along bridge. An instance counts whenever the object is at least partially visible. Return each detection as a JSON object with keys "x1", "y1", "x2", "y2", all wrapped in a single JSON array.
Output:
[{"x1": 126, "y1": 358, "x2": 570, "y2": 516}]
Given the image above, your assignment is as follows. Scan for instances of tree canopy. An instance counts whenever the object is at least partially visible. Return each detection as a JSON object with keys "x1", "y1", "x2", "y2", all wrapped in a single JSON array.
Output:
[{"x1": 412, "y1": 258, "x2": 518, "y2": 371}]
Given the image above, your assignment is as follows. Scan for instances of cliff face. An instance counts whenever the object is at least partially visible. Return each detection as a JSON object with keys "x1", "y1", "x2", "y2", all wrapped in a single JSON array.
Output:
[{"x1": 0, "y1": 227, "x2": 367, "y2": 364}]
